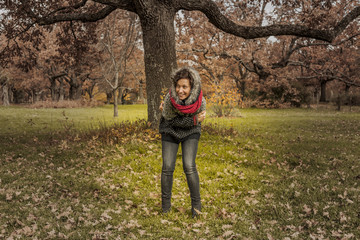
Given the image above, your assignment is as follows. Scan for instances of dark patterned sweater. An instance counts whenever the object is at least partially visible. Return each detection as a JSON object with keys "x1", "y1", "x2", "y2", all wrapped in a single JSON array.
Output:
[
  {"x1": 159, "y1": 66, "x2": 206, "y2": 142},
  {"x1": 159, "y1": 114, "x2": 202, "y2": 141}
]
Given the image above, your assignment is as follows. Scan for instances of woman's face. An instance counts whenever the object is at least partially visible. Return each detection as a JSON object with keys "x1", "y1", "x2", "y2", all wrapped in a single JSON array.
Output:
[{"x1": 176, "y1": 78, "x2": 191, "y2": 100}]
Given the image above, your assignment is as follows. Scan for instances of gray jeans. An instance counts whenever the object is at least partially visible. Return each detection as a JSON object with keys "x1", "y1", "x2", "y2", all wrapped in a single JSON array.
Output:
[{"x1": 161, "y1": 138, "x2": 201, "y2": 213}]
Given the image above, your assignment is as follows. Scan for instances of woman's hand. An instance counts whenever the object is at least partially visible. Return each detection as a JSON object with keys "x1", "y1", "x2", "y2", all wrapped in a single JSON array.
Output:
[
  {"x1": 197, "y1": 111, "x2": 206, "y2": 123},
  {"x1": 159, "y1": 101, "x2": 164, "y2": 111}
]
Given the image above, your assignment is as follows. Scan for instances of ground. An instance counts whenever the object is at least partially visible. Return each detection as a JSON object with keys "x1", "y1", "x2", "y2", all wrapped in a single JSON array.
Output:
[{"x1": 0, "y1": 105, "x2": 359, "y2": 239}]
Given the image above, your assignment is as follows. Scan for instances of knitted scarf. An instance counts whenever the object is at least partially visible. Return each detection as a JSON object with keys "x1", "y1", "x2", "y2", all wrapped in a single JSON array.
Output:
[{"x1": 170, "y1": 89, "x2": 203, "y2": 114}]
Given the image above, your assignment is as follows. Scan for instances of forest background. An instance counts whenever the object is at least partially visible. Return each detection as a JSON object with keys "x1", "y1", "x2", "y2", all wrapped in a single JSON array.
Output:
[{"x1": 0, "y1": 0, "x2": 359, "y2": 120}]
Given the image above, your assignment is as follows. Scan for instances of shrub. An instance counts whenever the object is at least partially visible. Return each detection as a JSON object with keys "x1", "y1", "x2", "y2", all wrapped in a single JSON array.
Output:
[
  {"x1": 206, "y1": 83, "x2": 242, "y2": 117},
  {"x1": 242, "y1": 77, "x2": 302, "y2": 108}
]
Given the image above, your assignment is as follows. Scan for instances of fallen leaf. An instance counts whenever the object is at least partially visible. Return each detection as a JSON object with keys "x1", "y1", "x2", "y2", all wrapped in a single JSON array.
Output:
[{"x1": 223, "y1": 230, "x2": 234, "y2": 237}]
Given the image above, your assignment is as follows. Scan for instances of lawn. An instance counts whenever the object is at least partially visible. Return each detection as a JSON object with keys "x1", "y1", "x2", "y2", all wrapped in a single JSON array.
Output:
[{"x1": 0, "y1": 105, "x2": 359, "y2": 239}]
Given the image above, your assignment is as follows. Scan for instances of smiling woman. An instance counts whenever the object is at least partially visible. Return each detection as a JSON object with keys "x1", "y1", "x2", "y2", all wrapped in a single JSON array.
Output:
[{"x1": 158, "y1": 66, "x2": 206, "y2": 218}]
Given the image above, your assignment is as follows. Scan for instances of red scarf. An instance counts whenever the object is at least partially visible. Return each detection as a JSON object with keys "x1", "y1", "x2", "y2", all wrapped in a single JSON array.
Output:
[{"x1": 170, "y1": 89, "x2": 203, "y2": 114}]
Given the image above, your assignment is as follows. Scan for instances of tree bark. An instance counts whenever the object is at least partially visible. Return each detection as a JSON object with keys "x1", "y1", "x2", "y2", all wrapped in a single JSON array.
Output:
[
  {"x1": 113, "y1": 88, "x2": 118, "y2": 117},
  {"x1": 178, "y1": 1, "x2": 360, "y2": 42},
  {"x1": 67, "y1": 75, "x2": 83, "y2": 100},
  {"x1": 86, "y1": 83, "x2": 96, "y2": 100},
  {"x1": 336, "y1": 95, "x2": 342, "y2": 111},
  {"x1": 49, "y1": 77, "x2": 57, "y2": 101},
  {"x1": 320, "y1": 80, "x2": 327, "y2": 102},
  {"x1": 49, "y1": 72, "x2": 67, "y2": 101},
  {"x1": 2, "y1": 82, "x2": 10, "y2": 106},
  {"x1": 138, "y1": 80, "x2": 144, "y2": 103},
  {"x1": 58, "y1": 78, "x2": 65, "y2": 101},
  {"x1": 137, "y1": 4, "x2": 177, "y2": 126},
  {"x1": 12, "y1": 88, "x2": 21, "y2": 104},
  {"x1": 118, "y1": 88, "x2": 123, "y2": 105},
  {"x1": 106, "y1": 91, "x2": 112, "y2": 104},
  {"x1": 240, "y1": 81, "x2": 246, "y2": 102}
]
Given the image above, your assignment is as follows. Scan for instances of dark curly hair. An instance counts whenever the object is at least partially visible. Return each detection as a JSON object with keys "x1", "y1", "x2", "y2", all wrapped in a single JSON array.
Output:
[{"x1": 172, "y1": 68, "x2": 194, "y2": 88}]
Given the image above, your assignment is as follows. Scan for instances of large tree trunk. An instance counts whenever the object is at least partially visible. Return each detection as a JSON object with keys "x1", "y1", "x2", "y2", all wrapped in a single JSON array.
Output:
[{"x1": 138, "y1": 5, "x2": 177, "y2": 127}]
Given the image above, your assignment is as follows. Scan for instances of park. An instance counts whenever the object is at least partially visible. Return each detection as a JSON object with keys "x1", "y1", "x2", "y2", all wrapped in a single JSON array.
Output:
[
  {"x1": 0, "y1": 105, "x2": 359, "y2": 239},
  {"x1": 1, "y1": 0, "x2": 360, "y2": 239}
]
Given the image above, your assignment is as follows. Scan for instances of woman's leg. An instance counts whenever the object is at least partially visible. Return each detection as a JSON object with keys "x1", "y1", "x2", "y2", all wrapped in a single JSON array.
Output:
[
  {"x1": 161, "y1": 140, "x2": 179, "y2": 212},
  {"x1": 181, "y1": 138, "x2": 201, "y2": 216}
]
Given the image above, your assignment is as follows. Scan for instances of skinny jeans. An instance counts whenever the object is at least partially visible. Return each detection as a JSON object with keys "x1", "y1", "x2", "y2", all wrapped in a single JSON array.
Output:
[{"x1": 161, "y1": 136, "x2": 201, "y2": 212}]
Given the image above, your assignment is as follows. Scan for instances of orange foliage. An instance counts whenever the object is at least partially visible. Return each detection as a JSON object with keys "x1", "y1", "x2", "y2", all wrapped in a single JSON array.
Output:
[{"x1": 205, "y1": 81, "x2": 242, "y2": 117}]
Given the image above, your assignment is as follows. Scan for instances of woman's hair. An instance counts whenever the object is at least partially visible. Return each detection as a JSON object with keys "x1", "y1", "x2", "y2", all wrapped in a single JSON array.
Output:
[{"x1": 172, "y1": 68, "x2": 194, "y2": 88}]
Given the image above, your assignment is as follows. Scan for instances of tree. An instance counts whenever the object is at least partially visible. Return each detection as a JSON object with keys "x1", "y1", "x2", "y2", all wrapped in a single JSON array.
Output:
[
  {"x1": 97, "y1": 11, "x2": 139, "y2": 117},
  {"x1": 83, "y1": 76, "x2": 99, "y2": 100},
  {"x1": 1, "y1": 1, "x2": 359, "y2": 125},
  {"x1": 178, "y1": 1, "x2": 360, "y2": 108},
  {"x1": 0, "y1": 68, "x2": 10, "y2": 106}
]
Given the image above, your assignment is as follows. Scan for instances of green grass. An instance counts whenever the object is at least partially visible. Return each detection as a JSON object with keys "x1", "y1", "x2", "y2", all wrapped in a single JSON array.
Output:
[
  {"x1": 0, "y1": 105, "x2": 359, "y2": 239},
  {"x1": 0, "y1": 104, "x2": 147, "y2": 136}
]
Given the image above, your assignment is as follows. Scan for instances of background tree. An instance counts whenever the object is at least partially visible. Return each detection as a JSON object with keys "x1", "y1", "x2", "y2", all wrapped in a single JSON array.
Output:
[
  {"x1": 0, "y1": 67, "x2": 10, "y2": 106},
  {"x1": 176, "y1": 1, "x2": 360, "y2": 108},
  {"x1": 97, "y1": 11, "x2": 139, "y2": 117}
]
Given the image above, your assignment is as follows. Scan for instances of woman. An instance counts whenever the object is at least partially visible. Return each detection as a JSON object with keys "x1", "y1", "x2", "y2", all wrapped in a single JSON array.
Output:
[{"x1": 159, "y1": 66, "x2": 206, "y2": 217}]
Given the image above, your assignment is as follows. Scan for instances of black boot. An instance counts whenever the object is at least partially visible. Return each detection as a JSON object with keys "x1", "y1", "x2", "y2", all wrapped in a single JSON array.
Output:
[
  {"x1": 191, "y1": 202, "x2": 201, "y2": 218},
  {"x1": 161, "y1": 172, "x2": 173, "y2": 213},
  {"x1": 162, "y1": 198, "x2": 171, "y2": 213}
]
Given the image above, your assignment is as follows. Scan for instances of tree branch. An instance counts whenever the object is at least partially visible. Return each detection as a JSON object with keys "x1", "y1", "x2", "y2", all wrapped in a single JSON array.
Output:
[
  {"x1": 92, "y1": 0, "x2": 136, "y2": 12},
  {"x1": 272, "y1": 33, "x2": 360, "y2": 69},
  {"x1": 36, "y1": 5, "x2": 117, "y2": 25},
  {"x1": 177, "y1": 0, "x2": 360, "y2": 42},
  {"x1": 45, "y1": 0, "x2": 89, "y2": 16},
  {"x1": 297, "y1": 75, "x2": 360, "y2": 88}
]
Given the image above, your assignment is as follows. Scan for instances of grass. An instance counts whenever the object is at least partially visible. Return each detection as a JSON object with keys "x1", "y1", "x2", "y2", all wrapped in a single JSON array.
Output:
[
  {"x1": 0, "y1": 105, "x2": 359, "y2": 239},
  {"x1": 0, "y1": 104, "x2": 147, "y2": 136}
]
